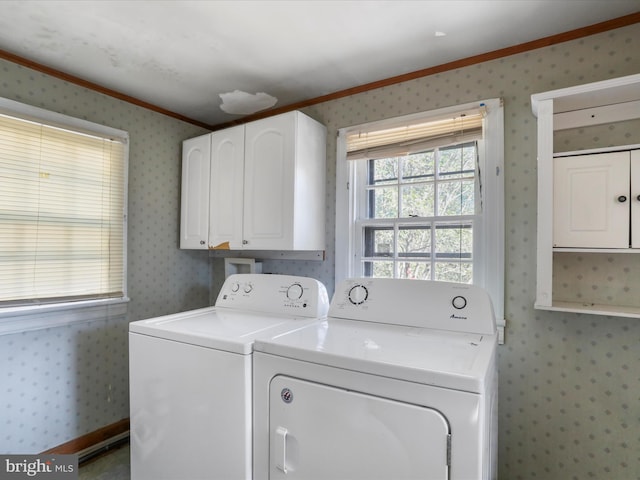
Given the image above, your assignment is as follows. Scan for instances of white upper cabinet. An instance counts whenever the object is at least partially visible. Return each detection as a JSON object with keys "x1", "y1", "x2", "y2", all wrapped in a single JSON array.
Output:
[
  {"x1": 531, "y1": 73, "x2": 640, "y2": 317},
  {"x1": 180, "y1": 111, "x2": 327, "y2": 251},
  {"x1": 180, "y1": 134, "x2": 211, "y2": 249}
]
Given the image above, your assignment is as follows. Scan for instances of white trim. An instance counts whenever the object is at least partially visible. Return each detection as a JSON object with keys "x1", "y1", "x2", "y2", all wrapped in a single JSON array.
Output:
[
  {"x1": 535, "y1": 99, "x2": 557, "y2": 309},
  {"x1": 0, "y1": 297, "x2": 129, "y2": 336},
  {"x1": 0, "y1": 97, "x2": 128, "y2": 142},
  {"x1": 335, "y1": 130, "x2": 353, "y2": 284},
  {"x1": 531, "y1": 73, "x2": 640, "y2": 116},
  {"x1": 478, "y1": 99, "x2": 505, "y2": 328},
  {"x1": 554, "y1": 143, "x2": 640, "y2": 158}
]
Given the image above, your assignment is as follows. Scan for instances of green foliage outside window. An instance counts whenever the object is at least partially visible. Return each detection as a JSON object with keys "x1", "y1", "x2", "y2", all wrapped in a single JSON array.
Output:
[{"x1": 362, "y1": 142, "x2": 476, "y2": 282}]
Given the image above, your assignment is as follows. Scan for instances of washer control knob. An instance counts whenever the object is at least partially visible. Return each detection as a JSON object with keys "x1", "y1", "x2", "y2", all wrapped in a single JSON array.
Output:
[
  {"x1": 452, "y1": 295, "x2": 467, "y2": 310},
  {"x1": 244, "y1": 283, "x2": 253, "y2": 294},
  {"x1": 287, "y1": 283, "x2": 304, "y2": 300},
  {"x1": 348, "y1": 284, "x2": 369, "y2": 305},
  {"x1": 231, "y1": 282, "x2": 240, "y2": 293}
]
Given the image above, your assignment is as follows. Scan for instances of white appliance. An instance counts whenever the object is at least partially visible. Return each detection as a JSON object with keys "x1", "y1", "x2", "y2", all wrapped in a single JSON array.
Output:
[
  {"x1": 253, "y1": 278, "x2": 498, "y2": 480},
  {"x1": 129, "y1": 273, "x2": 329, "y2": 480}
]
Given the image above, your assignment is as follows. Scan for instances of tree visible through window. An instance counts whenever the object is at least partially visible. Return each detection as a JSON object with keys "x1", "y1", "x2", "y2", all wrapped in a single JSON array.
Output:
[
  {"x1": 336, "y1": 99, "x2": 504, "y2": 327},
  {"x1": 358, "y1": 142, "x2": 477, "y2": 282}
]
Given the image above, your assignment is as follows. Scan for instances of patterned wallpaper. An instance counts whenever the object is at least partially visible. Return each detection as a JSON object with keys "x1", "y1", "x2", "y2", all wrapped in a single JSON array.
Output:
[
  {"x1": 221, "y1": 24, "x2": 640, "y2": 479},
  {"x1": 0, "y1": 20, "x2": 638, "y2": 480},
  {"x1": 0, "y1": 61, "x2": 210, "y2": 452}
]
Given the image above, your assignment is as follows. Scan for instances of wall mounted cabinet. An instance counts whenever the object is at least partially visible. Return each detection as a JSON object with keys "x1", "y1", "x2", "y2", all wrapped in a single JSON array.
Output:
[
  {"x1": 531, "y1": 73, "x2": 640, "y2": 317},
  {"x1": 180, "y1": 111, "x2": 327, "y2": 251}
]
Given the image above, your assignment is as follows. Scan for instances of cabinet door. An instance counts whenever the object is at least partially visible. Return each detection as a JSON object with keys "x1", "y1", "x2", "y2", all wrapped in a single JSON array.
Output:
[
  {"x1": 180, "y1": 134, "x2": 211, "y2": 249},
  {"x1": 554, "y1": 152, "x2": 630, "y2": 248},
  {"x1": 209, "y1": 126, "x2": 245, "y2": 249},
  {"x1": 632, "y1": 150, "x2": 640, "y2": 249},
  {"x1": 244, "y1": 114, "x2": 296, "y2": 249}
]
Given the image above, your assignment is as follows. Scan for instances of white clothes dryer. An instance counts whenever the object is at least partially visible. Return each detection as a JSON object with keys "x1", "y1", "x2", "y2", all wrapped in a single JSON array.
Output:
[
  {"x1": 253, "y1": 278, "x2": 498, "y2": 480},
  {"x1": 129, "y1": 274, "x2": 329, "y2": 480}
]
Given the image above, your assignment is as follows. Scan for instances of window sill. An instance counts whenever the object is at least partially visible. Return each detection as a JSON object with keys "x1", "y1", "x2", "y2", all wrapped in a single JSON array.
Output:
[{"x1": 0, "y1": 297, "x2": 130, "y2": 336}]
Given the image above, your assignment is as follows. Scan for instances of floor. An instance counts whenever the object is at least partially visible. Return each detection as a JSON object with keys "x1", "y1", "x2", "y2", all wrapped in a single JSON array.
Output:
[{"x1": 79, "y1": 442, "x2": 130, "y2": 480}]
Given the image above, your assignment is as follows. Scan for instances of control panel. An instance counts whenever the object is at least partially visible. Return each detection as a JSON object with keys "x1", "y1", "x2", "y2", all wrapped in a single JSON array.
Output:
[
  {"x1": 215, "y1": 274, "x2": 329, "y2": 318},
  {"x1": 329, "y1": 278, "x2": 496, "y2": 335}
]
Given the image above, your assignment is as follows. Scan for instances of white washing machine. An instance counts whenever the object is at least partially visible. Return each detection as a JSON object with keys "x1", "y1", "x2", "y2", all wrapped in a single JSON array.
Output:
[
  {"x1": 253, "y1": 278, "x2": 498, "y2": 480},
  {"x1": 129, "y1": 274, "x2": 329, "y2": 480}
]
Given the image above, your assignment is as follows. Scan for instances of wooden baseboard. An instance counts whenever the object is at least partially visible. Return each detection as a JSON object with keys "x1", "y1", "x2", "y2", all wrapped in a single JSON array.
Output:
[{"x1": 41, "y1": 418, "x2": 130, "y2": 455}]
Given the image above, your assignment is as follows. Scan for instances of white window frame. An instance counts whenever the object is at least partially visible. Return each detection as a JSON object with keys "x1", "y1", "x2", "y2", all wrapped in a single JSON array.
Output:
[
  {"x1": 335, "y1": 99, "x2": 505, "y2": 339},
  {"x1": 0, "y1": 97, "x2": 129, "y2": 334}
]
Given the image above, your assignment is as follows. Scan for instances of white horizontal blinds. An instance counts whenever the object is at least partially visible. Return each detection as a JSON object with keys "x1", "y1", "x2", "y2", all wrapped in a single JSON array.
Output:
[
  {"x1": 0, "y1": 113, "x2": 125, "y2": 305},
  {"x1": 346, "y1": 110, "x2": 484, "y2": 160}
]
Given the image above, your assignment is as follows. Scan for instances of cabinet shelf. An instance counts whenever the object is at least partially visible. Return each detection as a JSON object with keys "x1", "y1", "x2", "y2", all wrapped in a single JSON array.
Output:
[
  {"x1": 552, "y1": 248, "x2": 640, "y2": 253},
  {"x1": 535, "y1": 301, "x2": 640, "y2": 319}
]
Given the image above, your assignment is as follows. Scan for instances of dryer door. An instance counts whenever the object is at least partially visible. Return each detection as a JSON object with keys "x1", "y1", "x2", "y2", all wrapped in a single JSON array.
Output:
[{"x1": 269, "y1": 376, "x2": 450, "y2": 480}]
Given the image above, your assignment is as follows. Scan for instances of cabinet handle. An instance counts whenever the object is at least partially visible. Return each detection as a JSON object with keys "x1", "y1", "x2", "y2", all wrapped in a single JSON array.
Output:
[
  {"x1": 200, "y1": 240, "x2": 206, "y2": 245},
  {"x1": 637, "y1": 195, "x2": 640, "y2": 202},
  {"x1": 617, "y1": 195, "x2": 627, "y2": 203},
  {"x1": 242, "y1": 240, "x2": 248, "y2": 245}
]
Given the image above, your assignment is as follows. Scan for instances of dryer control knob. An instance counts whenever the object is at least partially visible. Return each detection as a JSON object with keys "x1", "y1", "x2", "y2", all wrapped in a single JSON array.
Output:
[
  {"x1": 348, "y1": 284, "x2": 369, "y2": 305},
  {"x1": 286, "y1": 283, "x2": 304, "y2": 300},
  {"x1": 452, "y1": 295, "x2": 467, "y2": 310},
  {"x1": 244, "y1": 283, "x2": 253, "y2": 294}
]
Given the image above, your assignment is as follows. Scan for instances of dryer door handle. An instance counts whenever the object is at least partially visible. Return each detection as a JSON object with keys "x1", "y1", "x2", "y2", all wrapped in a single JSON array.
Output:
[{"x1": 275, "y1": 426, "x2": 289, "y2": 474}]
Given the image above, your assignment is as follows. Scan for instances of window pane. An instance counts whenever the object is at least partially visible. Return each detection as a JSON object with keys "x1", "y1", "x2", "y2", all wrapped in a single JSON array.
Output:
[
  {"x1": 364, "y1": 261, "x2": 394, "y2": 278},
  {"x1": 369, "y1": 157, "x2": 398, "y2": 185},
  {"x1": 439, "y1": 142, "x2": 476, "y2": 179},
  {"x1": 435, "y1": 224, "x2": 473, "y2": 259},
  {"x1": 359, "y1": 138, "x2": 481, "y2": 284},
  {"x1": 368, "y1": 186, "x2": 398, "y2": 218},
  {"x1": 364, "y1": 227, "x2": 394, "y2": 257},
  {"x1": 400, "y1": 183, "x2": 434, "y2": 217},
  {"x1": 435, "y1": 262, "x2": 472, "y2": 283},
  {"x1": 438, "y1": 179, "x2": 475, "y2": 216},
  {"x1": 398, "y1": 226, "x2": 431, "y2": 258},
  {"x1": 401, "y1": 151, "x2": 434, "y2": 183},
  {"x1": 398, "y1": 262, "x2": 432, "y2": 280}
]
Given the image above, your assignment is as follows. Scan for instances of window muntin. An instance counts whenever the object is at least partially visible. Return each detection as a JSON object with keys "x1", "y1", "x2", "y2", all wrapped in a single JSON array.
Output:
[
  {"x1": 0, "y1": 104, "x2": 127, "y2": 307},
  {"x1": 357, "y1": 142, "x2": 477, "y2": 281}
]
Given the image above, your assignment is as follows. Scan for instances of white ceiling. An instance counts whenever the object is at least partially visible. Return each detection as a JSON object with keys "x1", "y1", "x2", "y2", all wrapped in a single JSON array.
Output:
[{"x1": 0, "y1": 1, "x2": 638, "y2": 127}]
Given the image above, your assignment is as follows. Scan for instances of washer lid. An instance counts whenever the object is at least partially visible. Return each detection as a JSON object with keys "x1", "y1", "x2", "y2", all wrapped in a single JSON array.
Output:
[
  {"x1": 254, "y1": 318, "x2": 497, "y2": 393},
  {"x1": 129, "y1": 306, "x2": 318, "y2": 354}
]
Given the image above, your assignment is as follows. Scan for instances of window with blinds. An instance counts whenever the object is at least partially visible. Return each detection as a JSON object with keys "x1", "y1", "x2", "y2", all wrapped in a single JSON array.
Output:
[
  {"x1": 336, "y1": 99, "x2": 504, "y2": 335},
  {"x1": 346, "y1": 106, "x2": 486, "y2": 283},
  {"x1": 0, "y1": 105, "x2": 127, "y2": 306}
]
